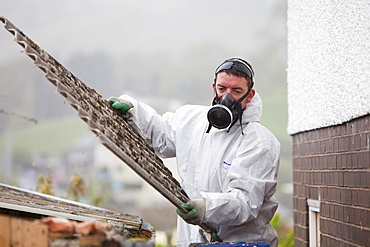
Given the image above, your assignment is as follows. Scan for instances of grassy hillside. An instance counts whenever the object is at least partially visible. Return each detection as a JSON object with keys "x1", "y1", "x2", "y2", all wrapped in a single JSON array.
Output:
[{"x1": 0, "y1": 115, "x2": 89, "y2": 158}]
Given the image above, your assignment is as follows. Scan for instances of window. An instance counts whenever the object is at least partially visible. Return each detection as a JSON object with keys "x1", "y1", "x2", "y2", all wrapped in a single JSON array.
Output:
[{"x1": 307, "y1": 199, "x2": 320, "y2": 247}]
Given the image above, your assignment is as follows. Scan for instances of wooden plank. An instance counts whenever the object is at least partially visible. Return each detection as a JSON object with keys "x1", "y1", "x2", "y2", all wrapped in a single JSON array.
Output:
[
  {"x1": 0, "y1": 215, "x2": 10, "y2": 247},
  {"x1": 79, "y1": 235, "x2": 103, "y2": 247},
  {"x1": 10, "y1": 217, "x2": 48, "y2": 247},
  {"x1": 23, "y1": 220, "x2": 48, "y2": 247},
  {"x1": 10, "y1": 218, "x2": 23, "y2": 247},
  {"x1": 48, "y1": 232, "x2": 75, "y2": 241}
]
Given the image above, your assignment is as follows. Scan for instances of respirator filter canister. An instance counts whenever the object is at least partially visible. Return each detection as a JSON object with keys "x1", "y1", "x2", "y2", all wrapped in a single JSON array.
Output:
[{"x1": 207, "y1": 93, "x2": 242, "y2": 130}]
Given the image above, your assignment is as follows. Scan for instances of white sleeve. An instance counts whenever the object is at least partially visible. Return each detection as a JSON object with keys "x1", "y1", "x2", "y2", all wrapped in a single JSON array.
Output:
[{"x1": 119, "y1": 94, "x2": 177, "y2": 158}]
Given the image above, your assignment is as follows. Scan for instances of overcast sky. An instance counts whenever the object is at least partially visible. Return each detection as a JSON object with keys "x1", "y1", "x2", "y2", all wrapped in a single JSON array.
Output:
[{"x1": 1, "y1": 1, "x2": 278, "y2": 63}]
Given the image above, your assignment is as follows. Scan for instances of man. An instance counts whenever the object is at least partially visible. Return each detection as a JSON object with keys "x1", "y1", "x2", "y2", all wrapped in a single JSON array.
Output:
[{"x1": 108, "y1": 58, "x2": 280, "y2": 247}]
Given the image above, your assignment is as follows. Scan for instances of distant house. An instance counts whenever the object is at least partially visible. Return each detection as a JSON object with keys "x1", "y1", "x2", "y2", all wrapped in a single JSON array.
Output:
[
  {"x1": 287, "y1": 1, "x2": 370, "y2": 247},
  {"x1": 65, "y1": 132, "x2": 179, "y2": 214}
]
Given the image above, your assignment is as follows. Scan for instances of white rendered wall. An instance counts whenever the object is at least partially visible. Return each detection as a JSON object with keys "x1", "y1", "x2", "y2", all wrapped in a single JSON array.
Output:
[{"x1": 287, "y1": 0, "x2": 370, "y2": 134}]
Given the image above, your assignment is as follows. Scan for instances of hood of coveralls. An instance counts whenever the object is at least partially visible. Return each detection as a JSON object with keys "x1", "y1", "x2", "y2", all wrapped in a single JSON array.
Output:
[{"x1": 240, "y1": 92, "x2": 262, "y2": 124}]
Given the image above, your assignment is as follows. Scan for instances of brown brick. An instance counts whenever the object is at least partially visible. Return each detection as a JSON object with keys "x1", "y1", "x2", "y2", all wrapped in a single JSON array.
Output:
[
  {"x1": 354, "y1": 134, "x2": 361, "y2": 150},
  {"x1": 357, "y1": 190, "x2": 370, "y2": 207},
  {"x1": 337, "y1": 188, "x2": 343, "y2": 203},
  {"x1": 354, "y1": 171, "x2": 367, "y2": 188},
  {"x1": 324, "y1": 187, "x2": 334, "y2": 202},
  {"x1": 327, "y1": 154, "x2": 337, "y2": 169},
  {"x1": 315, "y1": 129, "x2": 322, "y2": 140},
  {"x1": 330, "y1": 237, "x2": 342, "y2": 246},
  {"x1": 349, "y1": 153, "x2": 359, "y2": 168},
  {"x1": 297, "y1": 197, "x2": 308, "y2": 210},
  {"x1": 309, "y1": 186, "x2": 318, "y2": 199},
  {"x1": 338, "y1": 204, "x2": 344, "y2": 221},
  {"x1": 351, "y1": 190, "x2": 358, "y2": 205},
  {"x1": 349, "y1": 206, "x2": 356, "y2": 225},
  {"x1": 320, "y1": 216, "x2": 328, "y2": 234},
  {"x1": 333, "y1": 137, "x2": 340, "y2": 152},
  {"x1": 353, "y1": 207, "x2": 361, "y2": 225},
  {"x1": 320, "y1": 202, "x2": 329, "y2": 217},
  {"x1": 320, "y1": 141, "x2": 326, "y2": 153},
  {"x1": 293, "y1": 170, "x2": 299, "y2": 182},
  {"x1": 330, "y1": 204, "x2": 337, "y2": 219},
  {"x1": 345, "y1": 153, "x2": 352, "y2": 168},
  {"x1": 362, "y1": 170, "x2": 369, "y2": 188},
  {"x1": 321, "y1": 187, "x2": 327, "y2": 200},
  {"x1": 322, "y1": 155, "x2": 329, "y2": 169},
  {"x1": 330, "y1": 203, "x2": 337, "y2": 218},
  {"x1": 360, "y1": 228, "x2": 370, "y2": 246},
  {"x1": 294, "y1": 211, "x2": 308, "y2": 226},
  {"x1": 320, "y1": 235, "x2": 330, "y2": 247},
  {"x1": 362, "y1": 207, "x2": 369, "y2": 228},
  {"x1": 341, "y1": 136, "x2": 351, "y2": 152},
  {"x1": 294, "y1": 224, "x2": 309, "y2": 242},
  {"x1": 341, "y1": 124, "x2": 349, "y2": 135},
  {"x1": 303, "y1": 172, "x2": 308, "y2": 184},
  {"x1": 326, "y1": 138, "x2": 334, "y2": 153},
  {"x1": 336, "y1": 153, "x2": 344, "y2": 169},
  {"x1": 352, "y1": 153, "x2": 359, "y2": 168},
  {"x1": 342, "y1": 223, "x2": 368, "y2": 246},
  {"x1": 362, "y1": 151, "x2": 370, "y2": 168},
  {"x1": 329, "y1": 172, "x2": 335, "y2": 186},
  {"x1": 320, "y1": 173, "x2": 326, "y2": 187},
  {"x1": 348, "y1": 135, "x2": 355, "y2": 151},
  {"x1": 315, "y1": 141, "x2": 321, "y2": 154},
  {"x1": 357, "y1": 151, "x2": 368, "y2": 169},
  {"x1": 309, "y1": 156, "x2": 315, "y2": 169},
  {"x1": 317, "y1": 129, "x2": 324, "y2": 138},
  {"x1": 336, "y1": 171, "x2": 344, "y2": 186},
  {"x1": 322, "y1": 172, "x2": 329, "y2": 185},
  {"x1": 342, "y1": 189, "x2": 352, "y2": 204},
  {"x1": 359, "y1": 133, "x2": 367, "y2": 149},
  {"x1": 293, "y1": 237, "x2": 307, "y2": 247},
  {"x1": 357, "y1": 118, "x2": 365, "y2": 132},
  {"x1": 294, "y1": 183, "x2": 307, "y2": 197},
  {"x1": 344, "y1": 171, "x2": 355, "y2": 187},
  {"x1": 342, "y1": 207, "x2": 350, "y2": 224},
  {"x1": 350, "y1": 121, "x2": 358, "y2": 134},
  {"x1": 320, "y1": 218, "x2": 330, "y2": 235}
]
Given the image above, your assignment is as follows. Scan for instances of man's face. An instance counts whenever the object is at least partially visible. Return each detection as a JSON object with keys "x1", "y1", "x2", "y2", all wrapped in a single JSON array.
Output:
[{"x1": 213, "y1": 72, "x2": 255, "y2": 109}]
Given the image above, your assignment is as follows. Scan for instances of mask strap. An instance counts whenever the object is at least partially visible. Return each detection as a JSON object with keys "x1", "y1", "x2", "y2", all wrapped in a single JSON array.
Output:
[
  {"x1": 236, "y1": 87, "x2": 252, "y2": 105},
  {"x1": 211, "y1": 86, "x2": 218, "y2": 105},
  {"x1": 207, "y1": 88, "x2": 217, "y2": 133},
  {"x1": 226, "y1": 118, "x2": 239, "y2": 133},
  {"x1": 239, "y1": 116, "x2": 244, "y2": 135},
  {"x1": 231, "y1": 88, "x2": 252, "y2": 135},
  {"x1": 206, "y1": 123, "x2": 212, "y2": 133}
]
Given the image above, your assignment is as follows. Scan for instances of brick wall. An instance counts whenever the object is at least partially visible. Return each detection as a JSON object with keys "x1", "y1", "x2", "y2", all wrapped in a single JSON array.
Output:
[{"x1": 292, "y1": 114, "x2": 370, "y2": 246}]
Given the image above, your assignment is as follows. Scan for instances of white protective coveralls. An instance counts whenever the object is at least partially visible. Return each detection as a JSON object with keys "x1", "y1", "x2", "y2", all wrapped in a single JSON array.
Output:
[{"x1": 119, "y1": 92, "x2": 280, "y2": 247}]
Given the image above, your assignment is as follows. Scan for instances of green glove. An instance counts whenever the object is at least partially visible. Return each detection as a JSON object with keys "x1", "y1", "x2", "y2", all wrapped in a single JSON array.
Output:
[
  {"x1": 107, "y1": 97, "x2": 132, "y2": 115},
  {"x1": 176, "y1": 198, "x2": 206, "y2": 225}
]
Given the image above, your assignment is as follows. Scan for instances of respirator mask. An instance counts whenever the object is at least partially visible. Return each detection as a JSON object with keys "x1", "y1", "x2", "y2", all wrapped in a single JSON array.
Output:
[
  {"x1": 206, "y1": 59, "x2": 254, "y2": 134},
  {"x1": 206, "y1": 91, "x2": 250, "y2": 133}
]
